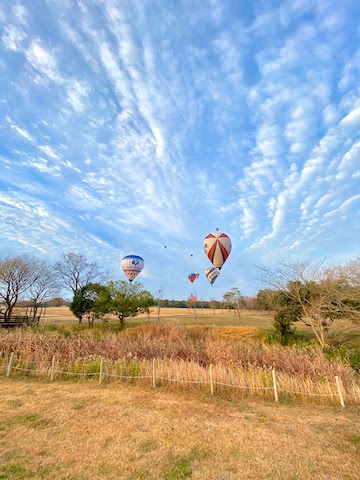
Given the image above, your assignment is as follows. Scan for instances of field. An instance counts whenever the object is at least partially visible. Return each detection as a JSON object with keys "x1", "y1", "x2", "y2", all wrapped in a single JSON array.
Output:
[
  {"x1": 0, "y1": 379, "x2": 359, "y2": 480},
  {"x1": 1, "y1": 306, "x2": 359, "y2": 479},
  {"x1": 34, "y1": 306, "x2": 275, "y2": 328}
]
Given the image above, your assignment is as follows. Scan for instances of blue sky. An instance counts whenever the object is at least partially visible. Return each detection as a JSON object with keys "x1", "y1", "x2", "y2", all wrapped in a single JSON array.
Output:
[{"x1": 0, "y1": 0, "x2": 359, "y2": 301}]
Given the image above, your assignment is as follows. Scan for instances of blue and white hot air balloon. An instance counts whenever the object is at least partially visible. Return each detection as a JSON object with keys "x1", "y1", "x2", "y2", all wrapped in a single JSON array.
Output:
[
  {"x1": 121, "y1": 255, "x2": 144, "y2": 282},
  {"x1": 205, "y1": 266, "x2": 220, "y2": 285}
]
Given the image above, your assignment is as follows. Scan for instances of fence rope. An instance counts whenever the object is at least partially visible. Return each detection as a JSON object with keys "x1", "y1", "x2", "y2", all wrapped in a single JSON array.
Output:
[
  {"x1": 12, "y1": 366, "x2": 47, "y2": 373},
  {"x1": 214, "y1": 381, "x2": 273, "y2": 391},
  {"x1": 156, "y1": 376, "x2": 208, "y2": 384},
  {"x1": 105, "y1": 373, "x2": 151, "y2": 379},
  {"x1": 55, "y1": 370, "x2": 99, "y2": 376},
  {"x1": 3, "y1": 356, "x2": 359, "y2": 404}
]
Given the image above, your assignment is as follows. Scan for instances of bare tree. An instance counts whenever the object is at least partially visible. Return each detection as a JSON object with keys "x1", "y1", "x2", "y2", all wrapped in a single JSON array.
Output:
[
  {"x1": 258, "y1": 258, "x2": 360, "y2": 347},
  {"x1": 28, "y1": 261, "x2": 61, "y2": 321},
  {"x1": 0, "y1": 257, "x2": 40, "y2": 321},
  {"x1": 209, "y1": 299, "x2": 217, "y2": 314},
  {"x1": 223, "y1": 287, "x2": 244, "y2": 324},
  {"x1": 54, "y1": 252, "x2": 105, "y2": 295}
]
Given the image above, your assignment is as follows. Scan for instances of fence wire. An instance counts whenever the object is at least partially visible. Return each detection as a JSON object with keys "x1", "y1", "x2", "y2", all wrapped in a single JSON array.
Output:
[
  {"x1": 214, "y1": 381, "x2": 273, "y2": 391},
  {"x1": 156, "y1": 376, "x2": 208, "y2": 384},
  {"x1": 2, "y1": 354, "x2": 359, "y2": 405}
]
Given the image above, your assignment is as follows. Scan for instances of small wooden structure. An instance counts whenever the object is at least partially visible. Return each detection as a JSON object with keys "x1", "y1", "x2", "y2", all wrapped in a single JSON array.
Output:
[{"x1": 0, "y1": 305, "x2": 45, "y2": 328}]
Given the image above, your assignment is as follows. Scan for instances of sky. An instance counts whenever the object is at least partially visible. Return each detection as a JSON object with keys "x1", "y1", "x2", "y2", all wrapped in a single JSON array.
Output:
[{"x1": 0, "y1": 0, "x2": 359, "y2": 301}]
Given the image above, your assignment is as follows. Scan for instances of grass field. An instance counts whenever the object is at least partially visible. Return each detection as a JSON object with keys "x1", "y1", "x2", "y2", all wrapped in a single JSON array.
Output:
[
  {"x1": 0, "y1": 379, "x2": 359, "y2": 480},
  {"x1": 28, "y1": 306, "x2": 275, "y2": 328},
  {"x1": 26, "y1": 306, "x2": 360, "y2": 342}
]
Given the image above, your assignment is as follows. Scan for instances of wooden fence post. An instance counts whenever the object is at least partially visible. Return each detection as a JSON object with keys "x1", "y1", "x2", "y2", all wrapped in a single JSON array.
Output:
[
  {"x1": 6, "y1": 353, "x2": 14, "y2": 378},
  {"x1": 335, "y1": 376, "x2": 345, "y2": 408},
  {"x1": 99, "y1": 358, "x2": 104, "y2": 384},
  {"x1": 152, "y1": 359, "x2": 156, "y2": 388},
  {"x1": 209, "y1": 364, "x2": 214, "y2": 395},
  {"x1": 272, "y1": 369, "x2": 279, "y2": 403},
  {"x1": 50, "y1": 355, "x2": 56, "y2": 381}
]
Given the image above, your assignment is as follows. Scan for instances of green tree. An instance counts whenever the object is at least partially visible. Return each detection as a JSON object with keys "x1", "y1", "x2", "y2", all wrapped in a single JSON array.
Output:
[
  {"x1": 70, "y1": 283, "x2": 109, "y2": 326},
  {"x1": 99, "y1": 281, "x2": 155, "y2": 325},
  {"x1": 256, "y1": 289, "x2": 275, "y2": 311}
]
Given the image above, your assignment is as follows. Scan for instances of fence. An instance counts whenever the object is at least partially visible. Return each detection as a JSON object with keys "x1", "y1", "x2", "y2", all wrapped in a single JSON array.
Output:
[{"x1": 1, "y1": 352, "x2": 359, "y2": 408}]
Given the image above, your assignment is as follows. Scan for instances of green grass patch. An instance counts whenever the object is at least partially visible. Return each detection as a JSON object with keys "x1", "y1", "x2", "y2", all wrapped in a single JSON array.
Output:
[
  {"x1": 163, "y1": 447, "x2": 210, "y2": 480},
  {"x1": 0, "y1": 464, "x2": 34, "y2": 480},
  {"x1": 137, "y1": 439, "x2": 158, "y2": 454},
  {"x1": 350, "y1": 434, "x2": 360, "y2": 443},
  {"x1": 1, "y1": 413, "x2": 50, "y2": 431}
]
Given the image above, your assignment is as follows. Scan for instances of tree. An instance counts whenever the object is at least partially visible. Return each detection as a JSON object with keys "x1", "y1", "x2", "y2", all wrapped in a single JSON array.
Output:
[
  {"x1": 156, "y1": 288, "x2": 163, "y2": 321},
  {"x1": 54, "y1": 252, "x2": 105, "y2": 295},
  {"x1": 256, "y1": 289, "x2": 276, "y2": 311},
  {"x1": 70, "y1": 283, "x2": 110, "y2": 327},
  {"x1": 97, "y1": 281, "x2": 155, "y2": 324},
  {"x1": 0, "y1": 256, "x2": 40, "y2": 321},
  {"x1": 258, "y1": 259, "x2": 360, "y2": 347},
  {"x1": 223, "y1": 287, "x2": 244, "y2": 323},
  {"x1": 28, "y1": 261, "x2": 61, "y2": 321}
]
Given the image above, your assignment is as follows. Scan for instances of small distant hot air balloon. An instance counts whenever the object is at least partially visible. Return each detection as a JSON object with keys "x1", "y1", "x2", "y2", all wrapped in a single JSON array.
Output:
[
  {"x1": 121, "y1": 255, "x2": 144, "y2": 282},
  {"x1": 188, "y1": 273, "x2": 197, "y2": 283},
  {"x1": 189, "y1": 294, "x2": 197, "y2": 303},
  {"x1": 203, "y1": 231, "x2": 231, "y2": 270},
  {"x1": 205, "y1": 267, "x2": 220, "y2": 285},
  {"x1": 195, "y1": 272, "x2": 200, "y2": 279}
]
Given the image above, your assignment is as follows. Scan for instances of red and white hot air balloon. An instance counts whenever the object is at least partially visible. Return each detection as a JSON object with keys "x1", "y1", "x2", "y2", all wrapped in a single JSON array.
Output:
[{"x1": 203, "y1": 231, "x2": 231, "y2": 270}]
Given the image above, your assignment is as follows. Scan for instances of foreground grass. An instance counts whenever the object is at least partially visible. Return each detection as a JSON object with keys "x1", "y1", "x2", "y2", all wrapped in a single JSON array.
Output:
[{"x1": 0, "y1": 379, "x2": 359, "y2": 480}]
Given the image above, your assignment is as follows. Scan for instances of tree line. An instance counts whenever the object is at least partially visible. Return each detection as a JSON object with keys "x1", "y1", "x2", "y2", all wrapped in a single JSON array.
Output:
[
  {"x1": 0, "y1": 252, "x2": 263, "y2": 326},
  {"x1": 1, "y1": 253, "x2": 359, "y2": 347}
]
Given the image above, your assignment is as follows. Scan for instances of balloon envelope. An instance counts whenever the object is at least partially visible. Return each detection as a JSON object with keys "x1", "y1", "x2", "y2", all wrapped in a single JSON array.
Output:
[
  {"x1": 203, "y1": 232, "x2": 231, "y2": 270},
  {"x1": 121, "y1": 255, "x2": 144, "y2": 282},
  {"x1": 205, "y1": 267, "x2": 220, "y2": 285},
  {"x1": 188, "y1": 273, "x2": 197, "y2": 283}
]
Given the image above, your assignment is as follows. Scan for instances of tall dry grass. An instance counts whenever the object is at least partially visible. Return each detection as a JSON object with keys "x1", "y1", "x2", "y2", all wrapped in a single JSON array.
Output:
[
  {"x1": 0, "y1": 324, "x2": 354, "y2": 380},
  {"x1": 1, "y1": 354, "x2": 359, "y2": 406},
  {"x1": 0, "y1": 324, "x2": 359, "y2": 405}
]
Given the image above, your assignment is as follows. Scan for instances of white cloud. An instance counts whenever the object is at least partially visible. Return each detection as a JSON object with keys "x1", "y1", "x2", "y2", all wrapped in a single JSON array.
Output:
[
  {"x1": 6, "y1": 116, "x2": 34, "y2": 142},
  {"x1": 66, "y1": 80, "x2": 90, "y2": 113},
  {"x1": 1, "y1": 24, "x2": 25, "y2": 51},
  {"x1": 339, "y1": 194, "x2": 360, "y2": 210},
  {"x1": 25, "y1": 39, "x2": 62, "y2": 83},
  {"x1": 12, "y1": 5, "x2": 28, "y2": 25},
  {"x1": 38, "y1": 145, "x2": 61, "y2": 160}
]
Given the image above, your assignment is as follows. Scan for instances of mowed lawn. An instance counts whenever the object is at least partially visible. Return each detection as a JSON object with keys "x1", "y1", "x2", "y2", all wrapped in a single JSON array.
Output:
[{"x1": 0, "y1": 379, "x2": 359, "y2": 480}]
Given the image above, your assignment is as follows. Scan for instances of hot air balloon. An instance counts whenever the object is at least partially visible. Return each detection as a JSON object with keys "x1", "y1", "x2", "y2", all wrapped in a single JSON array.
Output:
[
  {"x1": 188, "y1": 273, "x2": 197, "y2": 283},
  {"x1": 195, "y1": 272, "x2": 200, "y2": 279},
  {"x1": 189, "y1": 294, "x2": 197, "y2": 303},
  {"x1": 121, "y1": 255, "x2": 144, "y2": 282},
  {"x1": 203, "y1": 231, "x2": 231, "y2": 270},
  {"x1": 205, "y1": 267, "x2": 220, "y2": 285}
]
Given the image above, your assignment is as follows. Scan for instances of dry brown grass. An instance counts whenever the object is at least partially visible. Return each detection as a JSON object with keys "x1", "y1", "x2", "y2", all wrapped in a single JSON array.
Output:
[
  {"x1": 0, "y1": 379, "x2": 359, "y2": 480},
  {"x1": 2, "y1": 354, "x2": 359, "y2": 406},
  {"x1": 0, "y1": 324, "x2": 354, "y2": 381},
  {"x1": 27, "y1": 305, "x2": 274, "y2": 328},
  {"x1": 0, "y1": 324, "x2": 358, "y2": 406}
]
